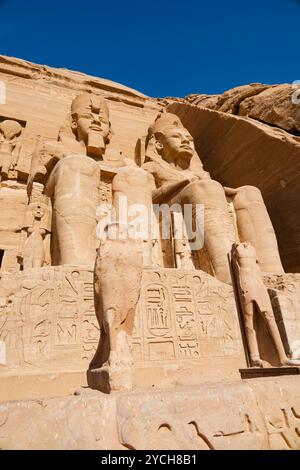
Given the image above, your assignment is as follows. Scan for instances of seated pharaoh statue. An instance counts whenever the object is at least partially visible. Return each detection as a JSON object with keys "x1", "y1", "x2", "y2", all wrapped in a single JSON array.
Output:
[
  {"x1": 142, "y1": 113, "x2": 284, "y2": 284},
  {"x1": 28, "y1": 94, "x2": 149, "y2": 267}
]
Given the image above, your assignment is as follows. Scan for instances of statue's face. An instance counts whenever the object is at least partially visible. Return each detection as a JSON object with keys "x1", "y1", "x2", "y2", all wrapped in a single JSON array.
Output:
[
  {"x1": 72, "y1": 102, "x2": 110, "y2": 144},
  {"x1": 0, "y1": 120, "x2": 22, "y2": 140},
  {"x1": 158, "y1": 126, "x2": 195, "y2": 164},
  {"x1": 32, "y1": 204, "x2": 45, "y2": 220}
]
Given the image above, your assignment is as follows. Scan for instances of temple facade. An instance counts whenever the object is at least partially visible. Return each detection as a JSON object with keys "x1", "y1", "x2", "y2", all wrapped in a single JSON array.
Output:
[{"x1": 0, "y1": 55, "x2": 300, "y2": 450}]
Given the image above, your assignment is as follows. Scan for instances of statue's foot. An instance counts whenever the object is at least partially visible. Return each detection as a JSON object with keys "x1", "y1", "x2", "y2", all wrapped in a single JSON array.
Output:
[
  {"x1": 250, "y1": 357, "x2": 266, "y2": 368},
  {"x1": 281, "y1": 358, "x2": 300, "y2": 367},
  {"x1": 88, "y1": 363, "x2": 133, "y2": 393},
  {"x1": 108, "y1": 351, "x2": 133, "y2": 370}
]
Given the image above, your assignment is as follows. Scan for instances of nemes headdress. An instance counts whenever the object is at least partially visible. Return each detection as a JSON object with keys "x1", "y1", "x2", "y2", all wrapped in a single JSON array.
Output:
[
  {"x1": 147, "y1": 112, "x2": 184, "y2": 140},
  {"x1": 71, "y1": 94, "x2": 109, "y2": 122}
]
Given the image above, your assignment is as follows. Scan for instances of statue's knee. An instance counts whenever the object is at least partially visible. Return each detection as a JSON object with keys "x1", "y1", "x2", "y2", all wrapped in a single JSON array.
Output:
[
  {"x1": 112, "y1": 167, "x2": 152, "y2": 193},
  {"x1": 239, "y1": 185, "x2": 263, "y2": 200},
  {"x1": 187, "y1": 179, "x2": 224, "y2": 195}
]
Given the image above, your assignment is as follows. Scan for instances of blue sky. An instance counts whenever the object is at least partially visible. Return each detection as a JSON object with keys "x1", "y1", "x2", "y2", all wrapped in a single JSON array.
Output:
[{"x1": 0, "y1": 0, "x2": 299, "y2": 97}]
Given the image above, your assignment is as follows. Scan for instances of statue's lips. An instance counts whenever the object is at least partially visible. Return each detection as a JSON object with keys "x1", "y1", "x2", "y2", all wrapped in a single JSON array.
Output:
[
  {"x1": 180, "y1": 145, "x2": 193, "y2": 151},
  {"x1": 89, "y1": 125, "x2": 102, "y2": 132}
]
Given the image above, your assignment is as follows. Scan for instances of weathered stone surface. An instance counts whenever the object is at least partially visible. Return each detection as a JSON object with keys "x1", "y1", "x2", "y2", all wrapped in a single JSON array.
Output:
[
  {"x1": 239, "y1": 85, "x2": 300, "y2": 134},
  {"x1": 1, "y1": 377, "x2": 300, "y2": 450},
  {"x1": 185, "y1": 83, "x2": 300, "y2": 134},
  {"x1": 0, "y1": 389, "x2": 121, "y2": 450}
]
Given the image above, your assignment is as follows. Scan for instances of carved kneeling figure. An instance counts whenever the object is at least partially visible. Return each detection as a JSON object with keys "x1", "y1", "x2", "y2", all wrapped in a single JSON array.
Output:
[{"x1": 231, "y1": 243, "x2": 300, "y2": 368}]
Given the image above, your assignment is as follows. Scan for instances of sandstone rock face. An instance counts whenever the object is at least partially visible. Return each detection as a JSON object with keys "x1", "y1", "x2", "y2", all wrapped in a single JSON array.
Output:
[
  {"x1": 0, "y1": 55, "x2": 300, "y2": 450},
  {"x1": 185, "y1": 83, "x2": 300, "y2": 134},
  {"x1": 239, "y1": 84, "x2": 300, "y2": 134}
]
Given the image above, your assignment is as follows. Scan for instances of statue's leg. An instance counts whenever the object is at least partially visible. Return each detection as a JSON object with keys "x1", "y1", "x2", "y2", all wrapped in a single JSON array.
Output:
[
  {"x1": 0, "y1": 155, "x2": 12, "y2": 179},
  {"x1": 232, "y1": 186, "x2": 284, "y2": 273},
  {"x1": 111, "y1": 166, "x2": 154, "y2": 267},
  {"x1": 46, "y1": 156, "x2": 101, "y2": 266},
  {"x1": 23, "y1": 254, "x2": 32, "y2": 270},
  {"x1": 179, "y1": 180, "x2": 236, "y2": 284},
  {"x1": 243, "y1": 301, "x2": 264, "y2": 367},
  {"x1": 263, "y1": 309, "x2": 300, "y2": 366},
  {"x1": 32, "y1": 237, "x2": 45, "y2": 268}
]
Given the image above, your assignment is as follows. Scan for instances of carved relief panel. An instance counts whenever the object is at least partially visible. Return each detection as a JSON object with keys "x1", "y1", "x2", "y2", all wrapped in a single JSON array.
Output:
[{"x1": 1, "y1": 266, "x2": 244, "y2": 371}]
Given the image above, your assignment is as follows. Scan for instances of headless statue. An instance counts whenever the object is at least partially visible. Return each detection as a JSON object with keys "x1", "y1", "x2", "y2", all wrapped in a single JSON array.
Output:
[
  {"x1": 91, "y1": 166, "x2": 152, "y2": 392},
  {"x1": 231, "y1": 243, "x2": 299, "y2": 368}
]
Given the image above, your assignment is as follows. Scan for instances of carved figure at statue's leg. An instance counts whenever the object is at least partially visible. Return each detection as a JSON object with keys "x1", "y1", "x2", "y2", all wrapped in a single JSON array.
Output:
[{"x1": 231, "y1": 242, "x2": 300, "y2": 369}]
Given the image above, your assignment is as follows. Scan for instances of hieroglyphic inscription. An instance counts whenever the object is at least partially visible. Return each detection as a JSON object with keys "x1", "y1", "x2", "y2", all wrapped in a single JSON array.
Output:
[
  {"x1": 81, "y1": 281, "x2": 99, "y2": 361},
  {"x1": 146, "y1": 284, "x2": 171, "y2": 337},
  {"x1": 1, "y1": 267, "x2": 243, "y2": 369},
  {"x1": 172, "y1": 274, "x2": 199, "y2": 358},
  {"x1": 265, "y1": 403, "x2": 300, "y2": 450},
  {"x1": 0, "y1": 266, "x2": 99, "y2": 367},
  {"x1": 142, "y1": 280, "x2": 175, "y2": 361},
  {"x1": 135, "y1": 268, "x2": 243, "y2": 364}
]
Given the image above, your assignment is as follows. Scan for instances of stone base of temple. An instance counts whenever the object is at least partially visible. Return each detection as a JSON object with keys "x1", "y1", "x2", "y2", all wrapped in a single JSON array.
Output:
[
  {"x1": 0, "y1": 368, "x2": 88, "y2": 402},
  {"x1": 88, "y1": 366, "x2": 133, "y2": 394},
  {"x1": 88, "y1": 357, "x2": 243, "y2": 394},
  {"x1": 1, "y1": 375, "x2": 300, "y2": 450},
  {"x1": 0, "y1": 357, "x2": 244, "y2": 401}
]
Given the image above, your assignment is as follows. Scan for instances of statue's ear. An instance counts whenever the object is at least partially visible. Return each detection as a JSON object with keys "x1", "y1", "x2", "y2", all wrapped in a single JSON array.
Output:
[
  {"x1": 155, "y1": 139, "x2": 163, "y2": 154},
  {"x1": 71, "y1": 115, "x2": 77, "y2": 133}
]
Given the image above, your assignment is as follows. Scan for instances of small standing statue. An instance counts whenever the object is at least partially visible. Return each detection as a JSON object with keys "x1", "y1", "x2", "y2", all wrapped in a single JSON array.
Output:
[
  {"x1": 19, "y1": 200, "x2": 51, "y2": 270},
  {"x1": 231, "y1": 243, "x2": 299, "y2": 368},
  {"x1": 0, "y1": 120, "x2": 22, "y2": 180}
]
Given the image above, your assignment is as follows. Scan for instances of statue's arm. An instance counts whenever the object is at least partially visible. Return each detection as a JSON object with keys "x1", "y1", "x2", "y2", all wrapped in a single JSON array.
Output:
[{"x1": 12, "y1": 141, "x2": 22, "y2": 165}]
